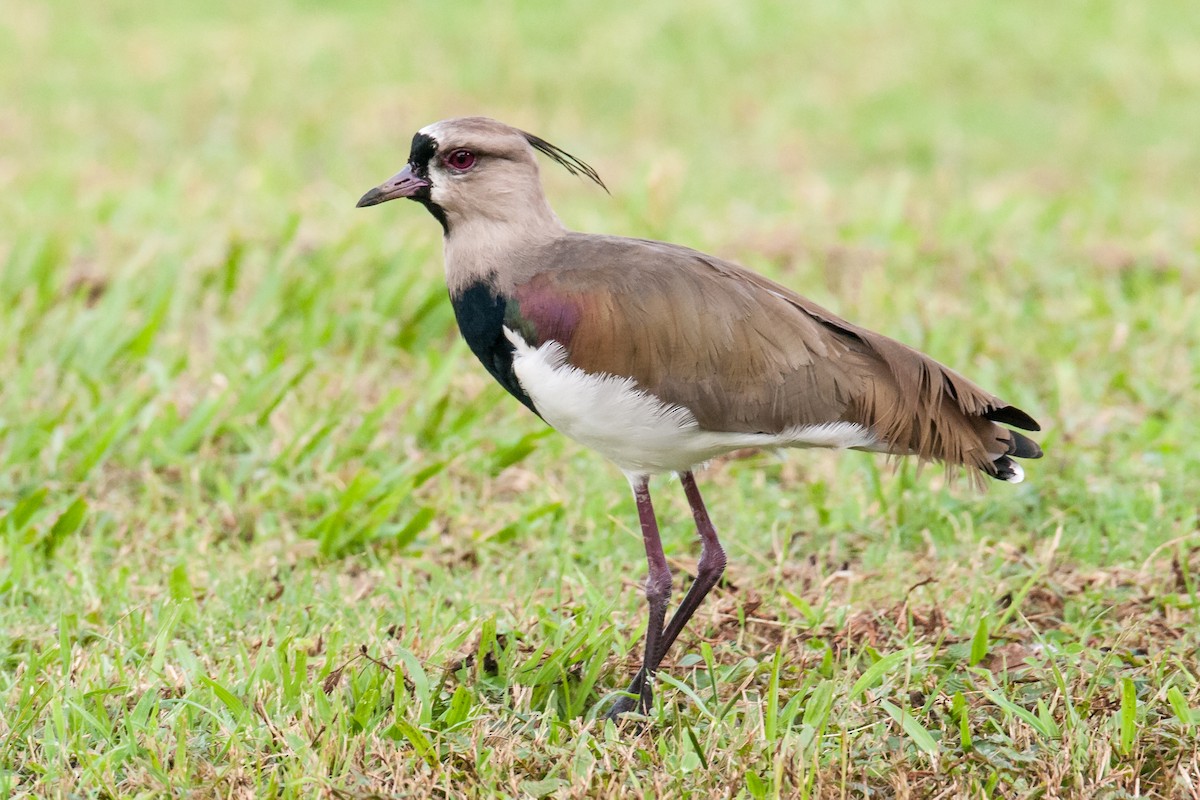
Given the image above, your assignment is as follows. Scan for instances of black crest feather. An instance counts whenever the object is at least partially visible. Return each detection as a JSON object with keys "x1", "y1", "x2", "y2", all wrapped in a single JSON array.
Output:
[{"x1": 521, "y1": 131, "x2": 608, "y2": 193}]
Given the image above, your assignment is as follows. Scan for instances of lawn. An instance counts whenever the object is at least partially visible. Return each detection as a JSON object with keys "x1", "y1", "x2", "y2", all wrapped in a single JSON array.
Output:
[{"x1": 3, "y1": 0, "x2": 1200, "y2": 797}]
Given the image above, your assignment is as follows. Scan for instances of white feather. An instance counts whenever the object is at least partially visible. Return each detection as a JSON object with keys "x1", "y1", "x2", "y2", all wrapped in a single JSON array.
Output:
[{"x1": 505, "y1": 328, "x2": 878, "y2": 475}]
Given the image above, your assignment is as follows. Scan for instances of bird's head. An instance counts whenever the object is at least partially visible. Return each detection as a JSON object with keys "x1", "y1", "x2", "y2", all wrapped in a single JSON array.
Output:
[{"x1": 356, "y1": 116, "x2": 606, "y2": 235}]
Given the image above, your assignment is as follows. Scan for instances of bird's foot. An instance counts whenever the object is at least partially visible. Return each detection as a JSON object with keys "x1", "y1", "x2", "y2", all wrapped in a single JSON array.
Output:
[{"x1": 606, "y1": 669, "x2": 653, "y2": 723}]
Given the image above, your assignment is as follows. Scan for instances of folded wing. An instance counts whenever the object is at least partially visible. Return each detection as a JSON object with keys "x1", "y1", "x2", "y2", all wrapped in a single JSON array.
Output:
[{"x1": 509, "y1": 234, "x2": 1041, "y2": 480}]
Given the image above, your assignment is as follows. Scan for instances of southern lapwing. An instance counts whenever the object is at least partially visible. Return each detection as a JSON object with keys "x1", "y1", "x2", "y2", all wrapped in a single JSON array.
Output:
[{"x1": 357, "y1": 116, "x2": 1042, "y2": 720}]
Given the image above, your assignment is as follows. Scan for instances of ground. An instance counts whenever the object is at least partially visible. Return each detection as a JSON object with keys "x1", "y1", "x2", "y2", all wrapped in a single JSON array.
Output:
[{"x1": 2, "y1": 0, "x2": 1200, "y2": 797}]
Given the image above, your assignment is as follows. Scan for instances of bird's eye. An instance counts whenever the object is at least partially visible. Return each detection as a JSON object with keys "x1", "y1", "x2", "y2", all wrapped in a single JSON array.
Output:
[{"x1": 444, "y1": 149, "x2": 476, "y2": 172}]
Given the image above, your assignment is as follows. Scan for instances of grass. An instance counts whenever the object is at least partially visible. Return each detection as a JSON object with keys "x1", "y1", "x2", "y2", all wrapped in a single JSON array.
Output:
[{"x1": 3, "y1": 0, "x2": 1200, "y2": 796}]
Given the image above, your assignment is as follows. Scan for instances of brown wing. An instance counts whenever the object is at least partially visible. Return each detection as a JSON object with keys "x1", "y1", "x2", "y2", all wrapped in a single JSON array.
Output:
[{"x1": 512, "y1": 233, "x2": 1041, "y2": 476}]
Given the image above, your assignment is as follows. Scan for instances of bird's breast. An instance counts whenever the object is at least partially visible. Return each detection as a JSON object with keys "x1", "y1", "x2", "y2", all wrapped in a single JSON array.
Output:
[{"x1": 449, "y1": 282, "x2": 538, "y2": 415}]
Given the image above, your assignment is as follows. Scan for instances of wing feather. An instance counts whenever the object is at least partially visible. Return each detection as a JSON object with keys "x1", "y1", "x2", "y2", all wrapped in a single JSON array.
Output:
[{"x1": 509, "y1": 233, "x2": 1041, "y2": 477}]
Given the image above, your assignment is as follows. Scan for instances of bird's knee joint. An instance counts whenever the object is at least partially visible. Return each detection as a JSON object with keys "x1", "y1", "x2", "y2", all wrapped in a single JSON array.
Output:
[
  {"x1": 698, "y1": 550, "x2": 727, "y2": 582},
  {"x1": 645, "y1": 573, "x2": 672, "y2": 604}
]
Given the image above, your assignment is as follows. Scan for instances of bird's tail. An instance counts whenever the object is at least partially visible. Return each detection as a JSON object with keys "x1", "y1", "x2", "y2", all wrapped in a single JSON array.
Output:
[{"x1": 840, "y1": 333, "x2": 1044, "y2": 485}]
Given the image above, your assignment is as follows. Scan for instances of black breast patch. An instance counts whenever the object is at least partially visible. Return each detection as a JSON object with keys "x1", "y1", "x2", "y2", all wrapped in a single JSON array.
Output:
[{"x1": 450, "y1": 282, "x2": 540, "y2": 417}]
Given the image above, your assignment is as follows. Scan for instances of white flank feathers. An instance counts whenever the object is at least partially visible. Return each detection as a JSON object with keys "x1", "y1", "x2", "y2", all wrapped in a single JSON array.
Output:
[{"x1": 505, "y1": 328, "x2": 878, "y2": 475}]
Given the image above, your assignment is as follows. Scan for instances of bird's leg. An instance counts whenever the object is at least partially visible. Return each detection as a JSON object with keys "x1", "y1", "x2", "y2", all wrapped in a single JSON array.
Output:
[
  {"x1": 655, "y1": 471, "x2": 726, "y2": 663},
  {"x1": 608, "y1": 474, "x2": 672, "y2": 720}
]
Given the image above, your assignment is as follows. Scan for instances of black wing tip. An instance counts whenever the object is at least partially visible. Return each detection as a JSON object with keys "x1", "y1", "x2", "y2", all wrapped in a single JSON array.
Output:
[
  {"x1": 985, "y1": 404, "x2": 1041, "y2": 432},
  {"x1": 520, "y1": 130, "x2": 609, "y2": 194},
  {"x1": 1007, "y1": 430, "x2": 1044, "y2": 460},
  {"x1": 988, "y1": 455, "x2": 1025, "y2": 483},
  {"x1": 986, "y1": 405, "x2": 1044, "y2": 460}
]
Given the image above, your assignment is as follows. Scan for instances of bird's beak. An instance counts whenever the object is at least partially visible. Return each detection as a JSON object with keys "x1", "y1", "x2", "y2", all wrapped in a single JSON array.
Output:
[{"x1": 356, "y1": 164, "x2": 430, "y2": 207}]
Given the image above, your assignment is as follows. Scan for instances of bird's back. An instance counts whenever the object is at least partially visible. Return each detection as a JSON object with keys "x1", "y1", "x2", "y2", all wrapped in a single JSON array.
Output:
[{"x1": 505, "y1": 232, "x2": 1040, "y2": 481}]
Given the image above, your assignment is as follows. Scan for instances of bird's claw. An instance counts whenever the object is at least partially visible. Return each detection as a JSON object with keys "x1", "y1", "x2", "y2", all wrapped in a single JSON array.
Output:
[{"x1": 605, "y1": 671, "x2": 653, "y2": 723}]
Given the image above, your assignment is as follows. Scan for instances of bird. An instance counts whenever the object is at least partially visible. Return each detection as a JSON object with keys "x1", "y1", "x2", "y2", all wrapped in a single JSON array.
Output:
[{"x1": 357, "y1": 116, "x2": 1042, "y2": 721}]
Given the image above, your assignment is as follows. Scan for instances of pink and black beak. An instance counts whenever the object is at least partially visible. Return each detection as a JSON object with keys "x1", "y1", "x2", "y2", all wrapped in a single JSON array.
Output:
[{"x1": 356, "y1": 164, "x2": 431, "y2": 208}]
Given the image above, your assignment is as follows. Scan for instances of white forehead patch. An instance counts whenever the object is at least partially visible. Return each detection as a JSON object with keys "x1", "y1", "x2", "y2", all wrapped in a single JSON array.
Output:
[{"x1": 418, "y1": 121, "x2": 447, "y2": 142}]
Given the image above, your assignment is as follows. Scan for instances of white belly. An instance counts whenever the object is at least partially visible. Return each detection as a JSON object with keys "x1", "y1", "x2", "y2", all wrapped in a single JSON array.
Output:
[{"x1": 504, "y1": 328, "x2": 878, "y2": 476}]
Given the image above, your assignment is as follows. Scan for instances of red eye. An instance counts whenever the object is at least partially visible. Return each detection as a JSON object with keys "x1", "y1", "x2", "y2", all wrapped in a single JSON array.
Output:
[{"x1": 444, "y1": 149, "x2": 476, "y2": 171}]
